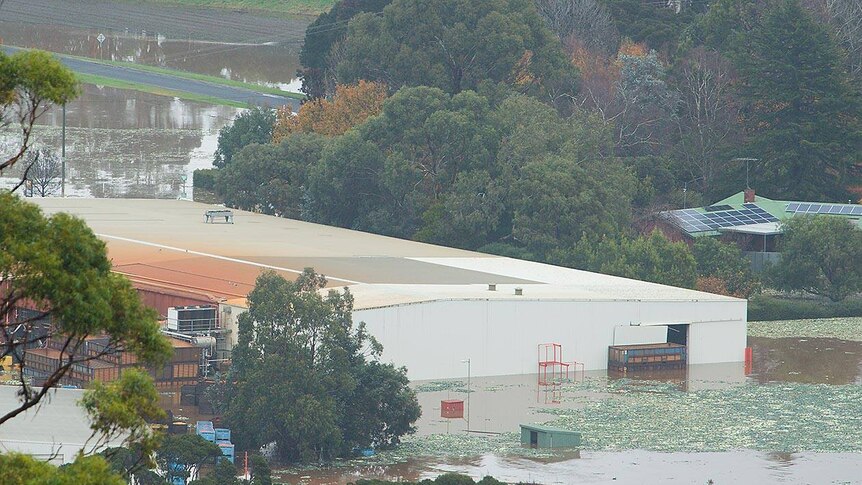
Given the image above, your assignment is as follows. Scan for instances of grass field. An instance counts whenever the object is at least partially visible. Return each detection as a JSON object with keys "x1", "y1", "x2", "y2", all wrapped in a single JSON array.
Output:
[
  {"x1": 76, "y1": 73, "x2": 250, "y2": 108},
  {"x1": 132, "y1": 0, "x2": 336, "y2": 16}
]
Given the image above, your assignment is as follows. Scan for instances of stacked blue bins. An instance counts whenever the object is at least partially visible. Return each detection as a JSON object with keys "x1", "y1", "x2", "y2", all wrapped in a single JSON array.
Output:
[
  {"x1": 195, "y1": 421, "x2": 216, "y2": 443},
  {"x1": 215, "y1": 428, "x2": 235, "y2": 463},
  {"x1": 196, "y1": 421, "x2": 236, "y2": 463},
  {"x1": 215, "y1": 428, "x2": 231, "y2": 443},
  {"x1": 218, "y1": 442, "x2": 236, "y2": 463},
  {"x1": 168, "y1": 461, "x2": 186, "y2": 485}
]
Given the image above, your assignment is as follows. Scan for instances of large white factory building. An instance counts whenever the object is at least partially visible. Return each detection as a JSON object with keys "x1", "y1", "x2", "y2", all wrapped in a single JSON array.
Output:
[{"x1": 33, "y1": 199, "x2": 747, "y2": 380}]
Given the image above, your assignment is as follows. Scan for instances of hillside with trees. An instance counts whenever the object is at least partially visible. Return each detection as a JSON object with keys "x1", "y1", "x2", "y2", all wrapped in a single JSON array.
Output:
[{"x1": 200, "y1": 0, "x2": 861, "y2": 300}]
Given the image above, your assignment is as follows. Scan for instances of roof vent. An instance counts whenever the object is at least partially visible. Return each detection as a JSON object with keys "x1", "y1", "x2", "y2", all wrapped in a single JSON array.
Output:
[
  {"x1": 488, "y1": 284, "x2": 497, "y2": 291},
  {"x1": 514, "y1": 287, "x2": 523, "y2": 296}
]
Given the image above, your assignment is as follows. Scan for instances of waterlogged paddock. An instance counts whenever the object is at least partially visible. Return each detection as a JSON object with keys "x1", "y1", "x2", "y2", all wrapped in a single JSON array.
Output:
[
  {"x1": 277, "y1": 318, "x2": 862, "y2": 484},
  {"x1": 0, "y1": 84, "x2": 240, "y2": 198}
]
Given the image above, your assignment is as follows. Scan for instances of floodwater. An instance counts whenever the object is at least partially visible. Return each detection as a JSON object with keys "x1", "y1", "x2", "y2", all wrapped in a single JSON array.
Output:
[
  {"x1": 0, "y1": 84, "x2": 241, "y2": 198},
  {"x1": 0, "y1": 8, "x2": 305, "y2": 90},
  {"x1": 275, "y1": 325, "x2": 862, "y2": 484},
  {"x1": 0, "y1": 5, "x2": 310, "y2": 199}
]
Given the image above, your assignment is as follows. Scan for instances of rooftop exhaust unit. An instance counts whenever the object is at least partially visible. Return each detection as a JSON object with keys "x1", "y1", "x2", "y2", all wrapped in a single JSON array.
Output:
[{"x1": 167, "y1": 306, "x2": 218, "y2": 334}]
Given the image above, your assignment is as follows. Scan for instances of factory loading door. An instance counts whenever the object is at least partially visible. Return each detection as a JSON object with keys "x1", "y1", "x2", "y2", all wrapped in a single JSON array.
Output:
[{"x1": 667, "y1": 324, "x2": 689, "y2": 346}]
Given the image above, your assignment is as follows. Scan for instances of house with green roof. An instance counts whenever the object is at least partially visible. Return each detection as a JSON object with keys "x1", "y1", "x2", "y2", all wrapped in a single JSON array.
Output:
[{"x1": 659, "y1": 189, "x2": 862, "y2": 270}]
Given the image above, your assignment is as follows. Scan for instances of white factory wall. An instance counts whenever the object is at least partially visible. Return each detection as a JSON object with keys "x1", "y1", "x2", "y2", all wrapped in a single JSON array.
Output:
[{"x1": 355, "y1": 298, "x2": 747, "y2": 380}]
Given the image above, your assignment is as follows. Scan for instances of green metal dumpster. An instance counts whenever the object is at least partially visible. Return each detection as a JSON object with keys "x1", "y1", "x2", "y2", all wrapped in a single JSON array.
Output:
[{"x1": 520, "y1": 424, "x2": 581, "y2": 449}]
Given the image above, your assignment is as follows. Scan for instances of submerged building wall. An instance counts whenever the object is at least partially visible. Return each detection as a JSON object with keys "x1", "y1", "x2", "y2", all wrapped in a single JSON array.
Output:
[{"x1": 356, "y1": 298, "x2": 747, "y2": 380}]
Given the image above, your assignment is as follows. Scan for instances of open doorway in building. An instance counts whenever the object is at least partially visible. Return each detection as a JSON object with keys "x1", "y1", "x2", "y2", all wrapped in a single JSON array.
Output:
[{"x1": 667, "y1": 324, "x2": 688, "y2": 346}]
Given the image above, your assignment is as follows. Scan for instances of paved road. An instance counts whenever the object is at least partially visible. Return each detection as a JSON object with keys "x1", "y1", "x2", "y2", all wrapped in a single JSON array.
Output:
[{"x1": 2, "y1": 46, "x2": 300, "y2": 109}]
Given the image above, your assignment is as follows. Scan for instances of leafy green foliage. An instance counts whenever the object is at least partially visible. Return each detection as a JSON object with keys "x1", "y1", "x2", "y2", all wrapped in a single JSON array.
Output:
[
  {"x1": 217, "y1": 87, "x2": 632, "y2": 260},
  {"x1": 0, "y1": 453, "x2": 125, "y2": 485},
  {"x1": 189, "y1": 459, "x2": 240, "y2": 485},
  {"x1": 99, "y1": 445, "x2": 163, "y2": 485},
  {"x1": 553, "y1": 231, "x2": 697, "y2": 288},
  {"x1": 193, "y1": 168, "x2": 217, "y2": 190},
  {"x1": 0, "y1": 193, "x2": 171, "y2": 426},
  {"x1": 222, "y1": 270, "x2": 420, "y2": 463},
  {"x1": 600, "y1": 0, "x2": 703, "y2": 53},
  {"x1": 81, "y1": 370, "x2": 165, "y2": 461},
  {"x1": 694, "y1": 0, "x2": 861, "y2": 200},
  {"x1": 692, "y1": 237, "x2": 759, "y2": 297},
  {"x1": 0, "y1": 49, "x2": 79, "y2": 173},
  {"x1": 336, "y1": 0, "x2": 578, "y2": 103},
  {"x1": 215, "y1": 134, "x2": 327, "y2": 218},
  {"x1": 299, "y1": 0, "x2": 393, "y2": 98},
  {"x1": 770, "y1": 216, "x2": 862, "y2": 301},
  {"x1": 213, "y1": 107, "x2": 276, "y2": 168},
  {"x1": 156, "y1": 434, "x2": 222, "y2": 483},
  {"x1": 748, "y1": 295, "x2": 862, "y2": 321},
  {"x1": 249, "y1": 454, "x2": 273, "y2": 485}
]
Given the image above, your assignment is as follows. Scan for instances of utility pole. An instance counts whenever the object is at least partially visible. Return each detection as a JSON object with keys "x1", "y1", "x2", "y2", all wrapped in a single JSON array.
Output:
[{"x1": 61, "y1": 103, "x2": 66, "y2": 197}]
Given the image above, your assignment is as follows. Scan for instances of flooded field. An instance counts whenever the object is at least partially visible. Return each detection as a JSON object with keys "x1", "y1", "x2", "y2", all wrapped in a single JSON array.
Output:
[
  {"x1": 0, "y1": 84, "x2": 241, "y2": 198},
  {"x1": 0, "y1": 20, "x2": 304, "y2": 91},
  {"x1": 276, "y1": 318, "x2": 862, "y2": 484},
  {"x1": 0, "y1": 0, "x2": 310, "y2": 199}
]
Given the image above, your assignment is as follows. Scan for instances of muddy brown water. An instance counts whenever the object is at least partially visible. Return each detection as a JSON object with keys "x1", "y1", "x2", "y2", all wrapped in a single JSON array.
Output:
[
  {"x1": 0, "y1": 4, "x2": 309, "y2": 198},
  {"x1": 274, "y1": 336, "x2": 862, "y2": 484},
  {"x1": 0, "y1": 19, "x2": 304, "y2": 90},
  {"x1": 0, "y1": 84, "x2": 241, "y2": 198}
]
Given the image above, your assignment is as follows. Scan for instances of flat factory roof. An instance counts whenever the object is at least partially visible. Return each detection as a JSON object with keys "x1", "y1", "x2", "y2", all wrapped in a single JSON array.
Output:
[{"x1": 30, "y1": 198, "x2": 740, "y2": 308}]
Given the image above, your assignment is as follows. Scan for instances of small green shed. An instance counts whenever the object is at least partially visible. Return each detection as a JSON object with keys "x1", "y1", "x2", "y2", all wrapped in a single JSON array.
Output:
[{"x1": 519, "y1": 424, "x2": 581, "y2": 449}]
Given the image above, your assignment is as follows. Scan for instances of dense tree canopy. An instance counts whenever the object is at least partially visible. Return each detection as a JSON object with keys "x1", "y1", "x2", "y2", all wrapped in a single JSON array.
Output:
[
  {"x1": 215, "y1": 0, "x2": 862, "y2": 296},
  {"x1": 215, "y1": 133, "x2": 327, "y2": 218},
  {"x1": 213, "y1": 107, "x2": 276, "y2": 169},
  {"x1": 0, "y1": 453, "x2": 125, "y2": 485},
  {"x1": 222, "y1": 270, "x2": 420, "y2": 463},
  {"x1": 692, "y1": 237, "x2": 758, "y2": 297},
  {"x1": 771, "y1": 216, "x2": 862, "y2": 301},
  {"x1": 298, "y1": 0, "x2": 393, "y2": 98},
  {"x1": 335, "y1": 0, "x2": 578, "y2": 104},
  {"x1": 273, "y1": 81, "x2": 388, "y2": 140},
  {"x1": 218, "y1": 86, "x2": 634, "y2": 262},
  {"x1": 552, "y1": 231, "x2": 698, "y2": 288},
  {"x1": 731, "y1": 0, "x2": 860, "y2": 200},
  {"x1": 156, "y1": 434, "x2": 223, "y2": 483}
]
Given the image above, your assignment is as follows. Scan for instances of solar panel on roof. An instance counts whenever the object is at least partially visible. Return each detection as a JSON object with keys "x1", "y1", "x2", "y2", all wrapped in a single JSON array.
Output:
[
  {"x1": 705, "y1": 205, "x2": 734, "y2": 212},
  {"x1": 664, "y1": 204, "x2": 779, "y2": 234},
  {"x1": 785, "y1": 202, "x2": 862, "y2": 216}
]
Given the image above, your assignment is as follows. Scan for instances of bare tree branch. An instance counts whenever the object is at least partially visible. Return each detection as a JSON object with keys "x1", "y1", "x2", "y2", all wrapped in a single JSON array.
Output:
[{"x1": 535, "y1": 0, "x2": 620, "y2": 57}]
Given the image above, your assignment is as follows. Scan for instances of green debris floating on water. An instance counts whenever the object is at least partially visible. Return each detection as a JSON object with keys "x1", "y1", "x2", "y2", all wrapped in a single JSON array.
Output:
[
  {"x1": 748, "y1": 317, "x2": 862, "y2": 341},
  {"x1": 414, "y1": 380, "x2": 470, "y2": 393},
  {"x1": 542, "y1": 378, "x2": 862, "y2": 453}
]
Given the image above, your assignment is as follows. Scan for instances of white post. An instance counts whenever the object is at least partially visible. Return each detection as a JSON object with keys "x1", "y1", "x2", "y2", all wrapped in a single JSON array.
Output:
[{"x1": 462, "y1": 358, "x2": 471, "y2": 432}]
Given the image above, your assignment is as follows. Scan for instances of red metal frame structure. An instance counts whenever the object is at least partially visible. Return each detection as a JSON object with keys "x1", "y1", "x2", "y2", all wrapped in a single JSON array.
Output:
[{"x1": 538, "y1": 343, "x2": 570, "y2": 386}]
